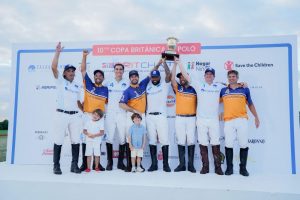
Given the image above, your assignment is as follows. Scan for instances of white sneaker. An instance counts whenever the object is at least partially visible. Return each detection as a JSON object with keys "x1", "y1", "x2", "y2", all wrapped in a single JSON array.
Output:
[
  {"x1": 132, "y1": 167, "x2": 137, "y2": 173},
  {"x1": 137, "y1": 166, "x2": 145, "y2": 172}
]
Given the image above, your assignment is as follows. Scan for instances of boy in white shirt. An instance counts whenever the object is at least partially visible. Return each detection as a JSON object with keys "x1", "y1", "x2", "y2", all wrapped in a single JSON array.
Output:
[{"x1": 83, "y1": 109, "x2": 105, "y2": 172}]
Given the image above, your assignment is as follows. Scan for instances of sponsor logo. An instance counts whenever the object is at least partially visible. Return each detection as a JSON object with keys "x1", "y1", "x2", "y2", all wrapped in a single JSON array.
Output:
[
  {"x1": 28, "y1": 65, "x2": 36, "y2": 72},
  {"x1": 224, "y1": 60, "x2": 234, "y2": 71},
  {"x1": 166, "y1": 95, "x2": 175, "y2": 107},
  {"x1": 35, "y1": 130, "x2": 48, "y2": 140},
  {"x1": 42, "y1": 148, "x2": 53, "y2": 156},
  {"x1": 235, "y1": 63, "x2": 274, "y2": 68},
  {"x1": 36, "y1": 85, "x2": 56, "y2": 90},
  {"x1": 248, "y1": 139, "x2": 265, "y2": 144}
]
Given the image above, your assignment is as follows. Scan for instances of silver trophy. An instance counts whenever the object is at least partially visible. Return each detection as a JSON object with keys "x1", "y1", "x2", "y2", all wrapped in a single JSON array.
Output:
[{"x1": 162, "y1": 37, "x2": 179, "y2": 61}]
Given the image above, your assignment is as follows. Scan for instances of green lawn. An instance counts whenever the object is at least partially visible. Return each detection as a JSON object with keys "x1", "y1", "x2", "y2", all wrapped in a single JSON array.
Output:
[{"x1": 0, "y1": 135, "x2": 7, "y2": 162}]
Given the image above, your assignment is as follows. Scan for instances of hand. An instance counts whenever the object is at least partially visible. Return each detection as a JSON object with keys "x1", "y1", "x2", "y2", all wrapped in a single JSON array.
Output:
[
  {"x1": 83, "y1": 49, "x2": 90, "y2": 57},
  {"x1": 56, "y1": 42, "x2": 64, "y2": 53},
  {"x1": 174, "y1": 56, "x2": 180, "y2": 64},
  {"x1": 255, "y1": 117, "x2": 260, "y2": 128},
  {"x1": 239, "y1": 82, "x2": 248, "y2": 88},
  {"x1": 129, "y1": 145, "x2": 134, "y2": 151}
]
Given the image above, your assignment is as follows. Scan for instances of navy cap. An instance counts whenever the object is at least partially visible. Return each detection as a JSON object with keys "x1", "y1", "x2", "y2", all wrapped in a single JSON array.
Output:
[
  {"x1": 129, "y1": 70, "x2": 139, "y2": 78},
  {"x1": 205, "y1": 67, "x2": 215, "y2": 76},
  {"x1": 150, "y1": 70, "x2": 160, "y2": 77},
  {"x1": 94, "y1": 69, "x2": 104, "y2": 77},
  {"x1": 64, "y1": 64, "x2": 76, "y2": 71}
]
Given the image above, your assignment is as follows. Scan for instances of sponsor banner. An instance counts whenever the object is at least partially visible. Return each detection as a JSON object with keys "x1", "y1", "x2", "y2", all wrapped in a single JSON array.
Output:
[{"x1": 7, "y1": 36, "x2": 299, "y2": 175}]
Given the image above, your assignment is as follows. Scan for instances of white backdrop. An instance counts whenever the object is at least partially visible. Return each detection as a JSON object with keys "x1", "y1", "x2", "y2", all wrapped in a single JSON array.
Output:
[{"x1": 7, "y1": 36, "x2": 299, "y2": 174}]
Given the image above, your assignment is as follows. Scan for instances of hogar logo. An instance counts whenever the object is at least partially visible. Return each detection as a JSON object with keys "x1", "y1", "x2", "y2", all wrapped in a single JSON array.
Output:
[
  {"x1": 224, "y1": 60, "x2": 234, "y2": 71},
  {"x1": 166, "y1": 95, "x2": 175, "y2": 107}
]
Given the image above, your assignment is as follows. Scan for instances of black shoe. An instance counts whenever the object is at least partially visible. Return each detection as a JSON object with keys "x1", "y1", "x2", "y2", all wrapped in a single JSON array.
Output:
[
  {"x1": 239, "y1": 147, "x2": 249, "y2": 177},
  {"x1": 174, "y1": 145, "x2": 186, "y2": 172},
  {"x1": 106, "y1": 143, "x2": 113, "y2": 171},
  {"x1": 53, "y1": 144, "x2": 62, "y2": 175},
  {"x1": 162, "y1": 145, "x2": 171, "y2": 172},
  {"x1": 225, "y1": 147, "x2": 233, "y2": 176},
  {"x1": 188, "y1": 145, "x2": 196, "y2": 173},
  {"x1": 148, "y1": 145, "x2": 158, "y2": 172},
  {"x1": 79, "y1": 143, "x2": 87, "y2": 171},
  {"x1": 70, "y1": 144, "x2": 81, "y2": 174},
  {"x1": 124, "y1": 143, "x2": 132, "y2": 172},
  {"x1": 117, "y1": 144, "x2": 126, "y2": 170}
]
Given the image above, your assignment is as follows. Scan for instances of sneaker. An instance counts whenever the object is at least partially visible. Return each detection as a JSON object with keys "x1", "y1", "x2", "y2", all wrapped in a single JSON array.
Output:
[
  {"x1": 85, "y1": 168, "x2": 91, "y2": 173},
  {"x1": 131, "y1": 167, "x2": 137, "y2": 173},
  {"x1": 95, "y1": 168, "x2": 100, "y2": 172},
  {"x1": 137, "y1": 166, "x2": 145, "y2": 172}
]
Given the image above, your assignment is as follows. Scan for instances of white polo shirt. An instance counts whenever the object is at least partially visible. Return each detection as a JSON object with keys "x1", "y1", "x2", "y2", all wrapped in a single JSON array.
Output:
[
  {"x1": 146, "y1": 81, "x2": 169, "y2": 115},
  {"x1": 55, "y1": 73, "x2": 81, "y2": 111},
  {"x1": 191, "y1": 80, "x2": 224, "y2": 119},
  {"x1": 84, "y1": 118, "x2": 104, "y2": 142},
  {"x1": 104, "y1": 78, "x2": 129, "y2": 113}
]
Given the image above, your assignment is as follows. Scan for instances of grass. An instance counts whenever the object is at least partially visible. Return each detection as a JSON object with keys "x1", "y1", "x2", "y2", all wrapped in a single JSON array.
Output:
[{"x1": 0, "y1": 130, "x2": 7, "y2": 162}]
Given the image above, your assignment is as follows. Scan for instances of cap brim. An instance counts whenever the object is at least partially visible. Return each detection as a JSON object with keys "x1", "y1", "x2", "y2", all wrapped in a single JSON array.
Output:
[{"x1": 64, "y1": 66, "x2": 76, "y2": 71}]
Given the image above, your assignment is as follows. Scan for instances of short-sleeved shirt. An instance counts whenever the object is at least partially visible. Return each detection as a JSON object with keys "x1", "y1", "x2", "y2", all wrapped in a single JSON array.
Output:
[
  {"x1": 119, "y1": 77, "x2": 150, "y2": 114},
  {"x1": 220, "y1": 86, "x2": 253, "y2": 121},
  {"x1": 129, "y1": 124, "x2": 147, "y2": 149},
  {"x1": 104, "y1": 78, "x2": 128, "y2": 114},
  {"x1": 55, "y1": 73, "x2": 81, "y2": 111},
  {"x1": 84, "y1": 118, "x2": 104, "y2": 142},
  {"x1": 146, "y1": 81, "x2": 170, "y2": 115},
  {"x1": 191, "y1": 80, "x2": 224, "y2": 119},
  {"x1": 172, "y1": 82, "x2": 197, "y2": 115},
  {"x1": 83, "y1": 73, "x2": 108, "y2": 113}
]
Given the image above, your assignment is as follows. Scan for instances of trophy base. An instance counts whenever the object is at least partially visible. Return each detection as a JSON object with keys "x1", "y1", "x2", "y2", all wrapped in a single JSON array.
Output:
[{"x1": 162, "y1": 52, "x2": 179, "y2": 61}]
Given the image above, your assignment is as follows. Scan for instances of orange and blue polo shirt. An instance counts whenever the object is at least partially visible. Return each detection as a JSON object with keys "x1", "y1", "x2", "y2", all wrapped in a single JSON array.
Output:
[
  {"x1": 83, "y1": 74, "x2": 108, "y2": 113},
  {"x1": 220, "y1": 86, "x2": 253, "y2": 121},
  {"x1": 173, "y1": 82, "x2": 197, "y2": 115},
  {"x1": 119, "y1": 77, "x2": 150, "y2": 114}
]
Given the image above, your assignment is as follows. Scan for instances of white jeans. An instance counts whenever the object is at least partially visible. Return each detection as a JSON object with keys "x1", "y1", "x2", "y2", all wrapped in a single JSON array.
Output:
[
  {"x1": 105, "y1": 112, "x2": 127, "y2": 144},
  {"x1": 224, "y1": 118, "x2": 249, "y2": 148},
  {"x1": 197, "y1": 117, "x2": 220, "y2": 146},
  {"x1": 53, "y1": 111, "x2": 82, "y2": 145},
  {"x1": 175, "y1": 116, "x2": 196, "y2": 145},
  {"x1": 146, "y1": 114, "x2": 169, "y2": 146}
]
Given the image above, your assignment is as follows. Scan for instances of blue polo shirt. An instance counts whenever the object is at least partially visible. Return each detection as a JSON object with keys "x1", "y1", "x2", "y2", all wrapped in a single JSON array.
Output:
[{"x1": 129, "y1": 124, "x2": 147, "y2": 149}]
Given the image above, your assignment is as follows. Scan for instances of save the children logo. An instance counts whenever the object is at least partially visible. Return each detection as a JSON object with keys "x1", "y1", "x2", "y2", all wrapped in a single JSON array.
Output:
[{"x1": 224, "y1": 60, "x2": 234, "y2": 71}]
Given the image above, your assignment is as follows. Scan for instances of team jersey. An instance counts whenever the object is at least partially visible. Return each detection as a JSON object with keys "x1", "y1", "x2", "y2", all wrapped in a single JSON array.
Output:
[
  {"x1": 83, "y1": 73, "x2": 108, "y2": 113},
  {"x1": 191, "y1": 80, "x2": 224, "y2": 119},
  {"x1": 104, "y1": 78, "x2": 128, "y2": 113},
  {"x1": 119, "y1": 77, "x2": 150, "y2": 114},
  {"x1": 220, "y1": 86, "x2": 253, "y2": 121},
  {"x1": 146, "y1": 81, "x2": 170, "y2": 114},
  {"x1": 172, "y1": 82, "x2": 197, "y2": 115},
  {"x1": 55, "y1": 73, "x2": 81, "y2": 111}
]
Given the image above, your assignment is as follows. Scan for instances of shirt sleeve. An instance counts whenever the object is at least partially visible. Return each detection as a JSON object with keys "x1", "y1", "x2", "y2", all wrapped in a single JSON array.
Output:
[
  {"x1": 84, "y1": 73, "x2": 93, "y2": 86},
  {"x1": 140, "y1": 76, "x2": 150, "y2": 88},
  {"x1": 245, "y1": 88, "x2": 253, "y2": 105},
  {"x1": 119, "y1": 89, "x2": 129, "y2": 104}
]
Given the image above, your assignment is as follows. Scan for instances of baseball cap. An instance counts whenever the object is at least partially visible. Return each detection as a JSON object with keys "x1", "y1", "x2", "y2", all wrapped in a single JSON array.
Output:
[
  {"x1": 64, "y1": 64, "x2": 76, "y2": 71},
  {"x1": 94, "y1": 69, "x2": 104, "y2": 77},
  {"x1": 129, "y1": 70, "x2": 139, "y2": 78},
  {"x1": 205, "y1": 67, "x2": 215, "y2": 76},
  {"x1": 150, "y1": 70, "x2": 160, "y2": 77}
]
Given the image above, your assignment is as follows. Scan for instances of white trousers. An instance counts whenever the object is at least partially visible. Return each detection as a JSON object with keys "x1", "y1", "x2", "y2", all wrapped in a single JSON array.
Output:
[
  {"x1": 175, "y1": 116, "x2": 196, "y2": 145},
  {"x1": 224, "y1": 118, "x2": 249, "y2": 148},
  {"x1": 105, "y1": 112, "x2": 127, "y2": 144},
  {"x1": 146, "y1": 114, "x2": 169, "y2": 146},
  {"x1": 53, "y1": 111, "x2": 82, "y2": 145},
  {"x1": 197, "y1": 117, "x2": 220, "y2": 146}
]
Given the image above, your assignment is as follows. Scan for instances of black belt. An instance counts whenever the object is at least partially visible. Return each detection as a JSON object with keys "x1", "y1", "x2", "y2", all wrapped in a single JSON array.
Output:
[
  {"x1": 148, "y1": 112, "x2": 162, "y2": 115},
  {"x1": 56, "y1": 109, "x2": 78, "y2": 115},
  {"x1": 176, "y1": 114, "x2": 196, "y2": 117}
]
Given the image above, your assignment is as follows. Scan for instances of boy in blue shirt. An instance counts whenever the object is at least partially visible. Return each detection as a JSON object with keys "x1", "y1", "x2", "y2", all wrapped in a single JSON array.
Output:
[{"x1": 128, "y1": 113, "x2": 147, "y2": 172}]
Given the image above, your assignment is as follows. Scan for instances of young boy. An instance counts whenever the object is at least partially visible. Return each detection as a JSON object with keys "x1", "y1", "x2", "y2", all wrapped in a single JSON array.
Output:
[
  {"x1": 83, "y1": 109, "x2": 105, "y2": 172},
  {"x1": 128, "y1": 113, "x2": 147, "y2": 172}
]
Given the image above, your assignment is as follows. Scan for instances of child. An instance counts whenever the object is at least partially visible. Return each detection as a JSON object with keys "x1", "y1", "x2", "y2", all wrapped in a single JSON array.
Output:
[
  {"x1": 128, "y1": 113, "x2": 147, "y2": 172},
  {"x1": 83, "y1": 109, "x2": 104, "y2": 172}
]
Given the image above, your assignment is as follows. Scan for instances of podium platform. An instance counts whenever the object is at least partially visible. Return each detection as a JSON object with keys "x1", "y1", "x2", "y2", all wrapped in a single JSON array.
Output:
[{"x1": 0, "y1": 162, "x2": 299, "y2": 200}]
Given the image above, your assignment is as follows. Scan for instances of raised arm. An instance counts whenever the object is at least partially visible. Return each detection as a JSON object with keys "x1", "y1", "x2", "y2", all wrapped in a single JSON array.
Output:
[
  {"x1": 171, "y1": 61, "x2": 177, "y2": 89},
  {"x1": 80, "y1": 49, "x2": 89, "y2": 79},
  {"x1": 161, "y1": 58, "x2": 171, "y2": 83},
  {"x1": 248, "y1": 104, "x2": 260, "y2": 128},
  {"x1": 176, "y1": 57, "x2": 191, "y2": 83},
  {"x1": 119, "y1": 103, "x2": 141, "y2": 115},
  {"x1": 51, "y1": 42, "x2": 64, "y2": 79}
]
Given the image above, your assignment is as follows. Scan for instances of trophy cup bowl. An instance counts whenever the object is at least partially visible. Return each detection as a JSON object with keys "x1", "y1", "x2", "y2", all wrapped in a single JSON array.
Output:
[{"x1": 162, "y1": 37, "x2": 179, "y2": 61}]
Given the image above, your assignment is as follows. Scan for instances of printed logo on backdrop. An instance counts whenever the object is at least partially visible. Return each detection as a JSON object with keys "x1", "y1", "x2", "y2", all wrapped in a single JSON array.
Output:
[
  {"x1": 224, "y1": 60, "x2": 274, "y2": 70},
  {"x1": 166, "y1": 95, "x2": 175, "y2": 107},
  {"x1": 186, "y1": 61, "x2": 210, "y2": 71},
  {"x1": 27, "y1": 64, "x2": 65, "y2": 72},
  {"x1": 224, "y1": 60, "x2": 234, "y2": 71},
  {"x1": 35, "y1": 130, "x2": 48, "y2": 141},
  {"x1": 36, "y1": 85, "x2": 56, "y2": 90}
]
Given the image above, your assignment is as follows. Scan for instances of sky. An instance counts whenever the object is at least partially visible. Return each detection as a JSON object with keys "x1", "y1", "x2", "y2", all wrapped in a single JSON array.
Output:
[{"x1": 0, "y1": 0, "x2": 300, "y2": 121}]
